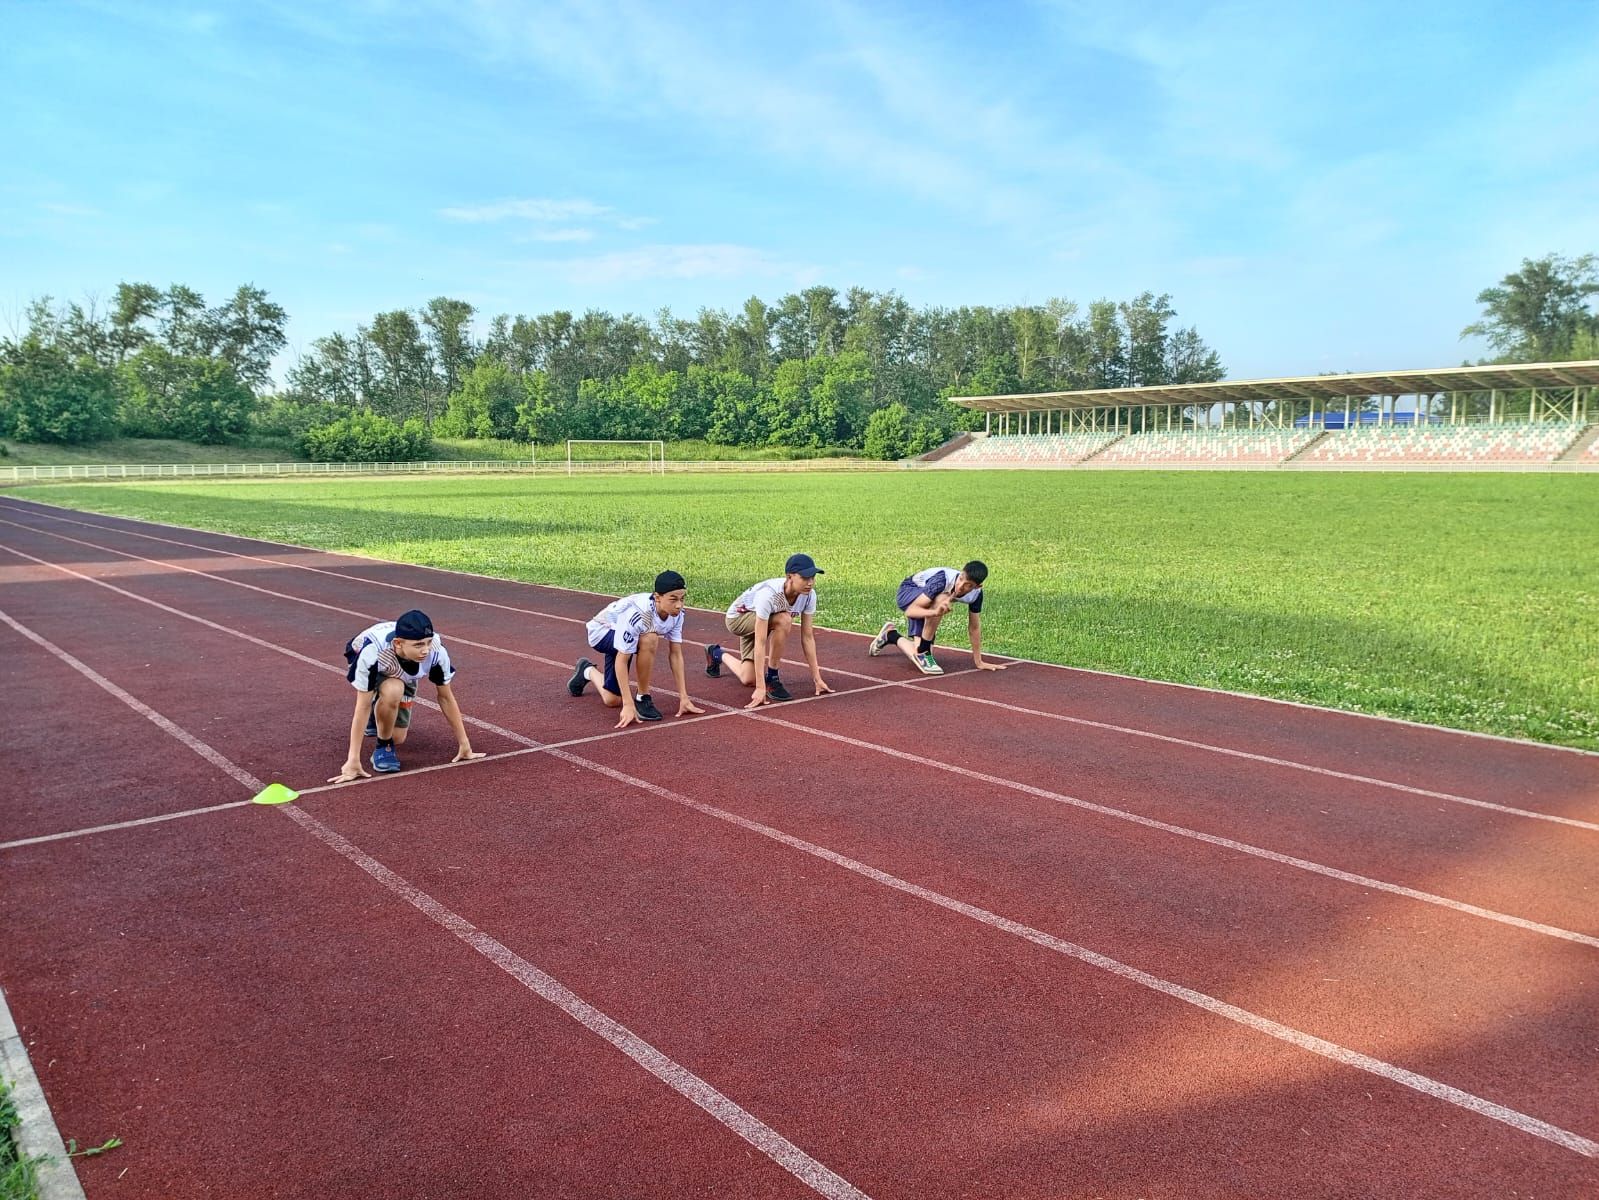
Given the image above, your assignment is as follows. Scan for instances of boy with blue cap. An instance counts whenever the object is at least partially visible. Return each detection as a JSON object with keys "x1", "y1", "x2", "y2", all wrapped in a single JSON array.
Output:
[
  {"x1": 569, "y1": 570, "x2": 706, "y2": 729},
  {"x1": 329, "y1": 608, "x2": 484, "y2": 782},
  {"x1": 706, "y1": 553, "x2": 834, "y2": 707}
]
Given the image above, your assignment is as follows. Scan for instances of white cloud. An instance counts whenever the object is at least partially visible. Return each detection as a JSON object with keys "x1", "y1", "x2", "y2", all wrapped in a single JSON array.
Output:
[
  {"x1": 522, "y1": 228, "x2": 596, "y2": 243},
  {"x1": 38, "y1": 202, "x2": 103, "y2": 218},
  {"x1": 439, "y1": 197, "x2": 615, "y2": 223},
  {"x1": 535, "y1": 243, "x2": 809, "y2": 285}
]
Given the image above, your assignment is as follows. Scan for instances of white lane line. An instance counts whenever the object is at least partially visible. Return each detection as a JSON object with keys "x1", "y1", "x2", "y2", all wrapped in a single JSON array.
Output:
[
  {"x1": 0, "y1": 549, "x2": 945, "y2": 848},
  {"x1": 0, "y1": 540, "x2": 540, "y2": 749},
  {"x1": 3, "y1": 508, "x2": 1586, "y2": 838},
  {"x1": 13, "y1": 500, "x2": 1588, "y2": 805},
  {"x1": 0, "y1": 607, "x2": 265, "y2": 792},
  {"x1": 11, "y1": 593, "x2": 1596, "y2": 1165},
  {"x1": 0, "y1": 514, "x2": 894, "y2": 684},
  {"x1": 4, "y1": 537, "x2": 1592, "y2": 951},
  {"x1": 10, "y1": 494, "x2": 1592, "y2": 759},
  {"x1": 544, "y1": 749, "x2": 1599, "y2": 1160},
  {"x1": 900, "y1": 684, "x2": 1599, "y2": 833},
  {"x1": 3, "y1": 605, "x2": 871, "y2": 1200},
  {"x1": 2, "y1": 800, "x2": 256, "y2": 851},
  {"x1": 748, "y1": 712, "x2": 1599, "y2": 952},
  {"x1": 283, "y1": 805, "x2": 870, "y2": 1199},
  {"x1": 0, "y1": 983, "x2": 88, "y2": 1200}
]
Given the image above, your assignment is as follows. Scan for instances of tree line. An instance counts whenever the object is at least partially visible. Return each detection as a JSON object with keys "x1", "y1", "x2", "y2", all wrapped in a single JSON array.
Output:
[
  {"x1": 3, "y1": 254, "x2": 1592, "y2": 458},
  {"x1": 282, "y1": 287, "x2": 1226, "y2": 456},
  {"x1": 0, "y1": 283, "x2": 1224, "y2": 458}
]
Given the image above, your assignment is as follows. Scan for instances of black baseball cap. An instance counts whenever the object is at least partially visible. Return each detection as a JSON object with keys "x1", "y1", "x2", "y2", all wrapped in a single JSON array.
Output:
[
  {"x1": 394, "y1": 609, "x2": 434, "y2": 640},
  {"x1": 654, "y1": 569, "x2": 686, "y2": 594},
  {"x1": 784, "y1": 553, "x2": 824, "y2": 578}
]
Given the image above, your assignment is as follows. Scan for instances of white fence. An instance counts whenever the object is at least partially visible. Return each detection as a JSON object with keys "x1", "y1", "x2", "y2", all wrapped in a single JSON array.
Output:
[{"x1": 0, "y1": 457, "x2": 905, "y2": 483}]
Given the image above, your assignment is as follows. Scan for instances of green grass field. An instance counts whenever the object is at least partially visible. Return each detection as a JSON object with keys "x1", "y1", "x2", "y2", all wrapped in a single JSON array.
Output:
[
  {"x1": 10, "y1": 470, "x2": 1597, "y2": 749},
  {"x1": 0, "y1": 437, "x2": 304, "y2": 467}
]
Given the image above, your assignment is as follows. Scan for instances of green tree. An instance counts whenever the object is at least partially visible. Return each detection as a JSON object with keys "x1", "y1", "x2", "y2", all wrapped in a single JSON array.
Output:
[
  {"x1": 0, "y1": 334, "x2": 119, "y2": 444},
  {"x1": 862, "y1": 402, "x2": 910, "y2": 460},
  {"x1": 437, "y1": 357, "x2": 522, "y2": 439},
  {"x1": 209, "y1": 284, "x2": 288, "y2": 389},
  {"x1": 119, "y1": 346, "x2": 256, "y2": 443},
  {"x1": 1462, "y1": 254, "x2": 1599, "y2": 361},
  {"x1": 422, "y1": 297, "x2": 477, "y2": 397},
  {"x1": 300, "y1": 410, "x2": 431, "y2": 461}
]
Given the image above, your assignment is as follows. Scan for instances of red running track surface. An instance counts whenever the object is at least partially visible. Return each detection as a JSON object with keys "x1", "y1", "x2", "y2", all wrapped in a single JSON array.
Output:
[{"x1": 1, "y1": 494, "x2": 1596, "y2": 1198}]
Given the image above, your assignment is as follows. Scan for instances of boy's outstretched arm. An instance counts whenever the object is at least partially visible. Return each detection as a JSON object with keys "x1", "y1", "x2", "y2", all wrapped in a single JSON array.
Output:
[
  {"x1": 970, "y1": 611, "x2": 1006, "y2": 670},
  {"x1": 435, "y1": 681, "x2": 487, "y2": 760},
  {"x1": 669, "y1": 643, "x2": 704, "y2": 716},
  {"x1": 329, "y1": 690, "x2": 374, "y2": 783},
  {"x1": 801, "y1": 613, "x2": 833, "y2": 695}
]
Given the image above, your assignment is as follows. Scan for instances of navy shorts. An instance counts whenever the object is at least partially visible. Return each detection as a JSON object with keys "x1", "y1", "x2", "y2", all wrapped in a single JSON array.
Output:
[
  {"x1": 589, "y1": 630, "x2": 624, "y2": 696},
  {"x1": 896, "y1": 579, "x2": 932, "y2": 638}
]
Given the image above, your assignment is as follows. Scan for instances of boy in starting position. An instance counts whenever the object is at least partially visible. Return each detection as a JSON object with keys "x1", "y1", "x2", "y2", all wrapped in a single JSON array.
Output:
[
  {"x1": 569, "y1": 571, "x2": 705, "y2": 728},
  {"x1": 869, "y1": 561, "x2": 1006, "y2": 675},
  {"x1": 706, "y1": 553, "x2": 833, "y2": 707},
  {"x1": 330, "y1": 608, "x2": 484, "y2": 782}
]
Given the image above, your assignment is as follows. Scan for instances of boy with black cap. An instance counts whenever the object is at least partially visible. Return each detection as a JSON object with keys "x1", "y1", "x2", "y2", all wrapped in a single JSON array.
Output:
[
  {"x1": 330, "y1": 608, "x2": 484, "y2": 782},
  {"x1": 869, "y1": 561, "x2": 1006, "y2": 676},
  {"x1": 706, "y1": 553, "x2": 834, "y2": 708},
  {"x1": 570, "y1": 571, "x2": 705, "y2": 729}
]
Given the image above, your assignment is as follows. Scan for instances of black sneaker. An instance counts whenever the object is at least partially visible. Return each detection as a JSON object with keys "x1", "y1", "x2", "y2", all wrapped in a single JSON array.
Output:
[
  {"x1": 765, "y1": 676, "x2": 793, "y2": 701},
  {"x1": 704, "y1": 644, "x2": 723, "y2": 678},
  {"x1": 568, "y1": 658, "x2": 593, "y2": 697},
  {"x1": 634, "y1": 694, "x2": 663, "y2": 721}
]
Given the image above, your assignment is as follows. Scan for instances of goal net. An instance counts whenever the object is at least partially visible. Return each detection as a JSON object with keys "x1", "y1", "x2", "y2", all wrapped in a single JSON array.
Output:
[{"x1": 564, "y1": 440, "x2": 667, "y2": 474}]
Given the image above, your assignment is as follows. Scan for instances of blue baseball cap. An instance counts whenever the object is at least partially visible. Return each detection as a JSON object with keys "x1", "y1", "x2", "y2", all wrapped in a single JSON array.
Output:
[
  {"x1": 394, "y1": 609, "x2": 434, "y2": 639},
  {"x1": 784, "y1": 553, "x2": 824, "y2": 578}
]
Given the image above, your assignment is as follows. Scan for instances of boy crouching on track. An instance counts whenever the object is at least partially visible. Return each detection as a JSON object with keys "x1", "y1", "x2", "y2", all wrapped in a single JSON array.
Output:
[
  {"x1": 706, "y1": 553, "x2": 834, "y2": 708},
  {"x1": 569, "y1": 571, "x2": 705, "y2": 729},
  {"x1": 329, "y1": 608, "x2": 485, "y2": 782},
  {"x1": 869, "y1": 562, "x2": 1006, "y2": 675}
]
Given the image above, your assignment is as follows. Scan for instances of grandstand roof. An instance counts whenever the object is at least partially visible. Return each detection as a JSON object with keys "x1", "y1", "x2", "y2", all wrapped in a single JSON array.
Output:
[{"x1": 948, "y1": 360, "x2": 1599, "y2": 412}]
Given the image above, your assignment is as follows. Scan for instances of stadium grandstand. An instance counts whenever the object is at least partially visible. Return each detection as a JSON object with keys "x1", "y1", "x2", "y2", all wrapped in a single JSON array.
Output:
[{"x1": 930, "y1": 360, "x2": 1599, "y2": 471}]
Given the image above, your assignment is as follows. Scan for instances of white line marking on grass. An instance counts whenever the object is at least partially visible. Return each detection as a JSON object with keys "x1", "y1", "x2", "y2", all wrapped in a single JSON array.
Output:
[
  {"x1": 745, "y1": 713, "x2": 1599, "y2": 951},
  {"x1": 10, "y1": 495, "x2": 1591, "y2": 758},
  {"x1": 0, "y1": 983, "x2": 89, "y2": 1199},
  {"x1": 901, "y1": 684, "x2": 1599, "y2": 833},
  {"x1": 5, "y1": 537, "x2": 1591, "y2": 951},
  {"x1": 0, "y1": 607, "x2": 872, "y2": 1200},
  {"x1": 543, "y1": 749, "x2": 1599, "y2": 1160}
]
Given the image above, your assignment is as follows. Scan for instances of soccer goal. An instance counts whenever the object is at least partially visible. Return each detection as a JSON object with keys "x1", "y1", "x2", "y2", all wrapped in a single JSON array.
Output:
[{"x1": 564, "y1": 440, "x2": 666, "y2": 474}]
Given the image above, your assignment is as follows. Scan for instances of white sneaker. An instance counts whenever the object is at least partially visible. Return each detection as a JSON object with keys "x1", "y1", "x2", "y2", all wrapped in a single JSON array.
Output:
[
  {"x1": 868, "y1": 621, "x2": 896, "y2": 657},
  {"x1": 915, "y1": 652, "x2": 944, "y2": 676}
]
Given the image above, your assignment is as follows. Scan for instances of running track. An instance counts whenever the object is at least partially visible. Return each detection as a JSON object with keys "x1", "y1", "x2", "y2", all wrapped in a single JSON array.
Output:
[{"x1": 0, "y1": 494, "x2": 1595, "y2": 1198}]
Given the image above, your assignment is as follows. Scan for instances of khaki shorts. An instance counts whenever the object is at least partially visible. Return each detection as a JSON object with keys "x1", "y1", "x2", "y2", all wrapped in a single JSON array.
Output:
[
  {"x1": 726, "y1": 610, "x2": 762, "y2": 662},
  {"x1": 372, "y1": 678, "x2": 417, "y2": 729}
]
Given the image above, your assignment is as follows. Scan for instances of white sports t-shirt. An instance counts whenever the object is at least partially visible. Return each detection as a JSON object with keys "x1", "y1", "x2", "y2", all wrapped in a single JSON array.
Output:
[
  {"x1": 347, "y1": 620, "x2": 456, "y2": 692},
  {"x1": 910, "y1": 566, "x2": 984, "y2": 612},
  {"x1": 586, "y1": 593, "x2": 685, "y2": 655},
  {"x1": 727, "y1": 578, "x2": 817, "y2": 621}
]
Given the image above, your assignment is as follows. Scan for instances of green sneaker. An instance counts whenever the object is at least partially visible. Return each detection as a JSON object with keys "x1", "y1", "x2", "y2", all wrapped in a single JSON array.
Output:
[{"x1": 916, "y1": 652, "x2": 944, "y2": 676}]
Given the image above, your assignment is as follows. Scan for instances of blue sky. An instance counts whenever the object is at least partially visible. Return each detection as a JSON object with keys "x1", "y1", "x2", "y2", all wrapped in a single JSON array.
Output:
[{"x1": 3, "y1": 0, "x2": 1597, "y2": 381}]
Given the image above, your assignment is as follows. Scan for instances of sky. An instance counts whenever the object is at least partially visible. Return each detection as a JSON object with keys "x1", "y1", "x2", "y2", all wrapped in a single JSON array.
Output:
[{"x1": 3, "y1": 0, "x2": 1598, "y2": 382}]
